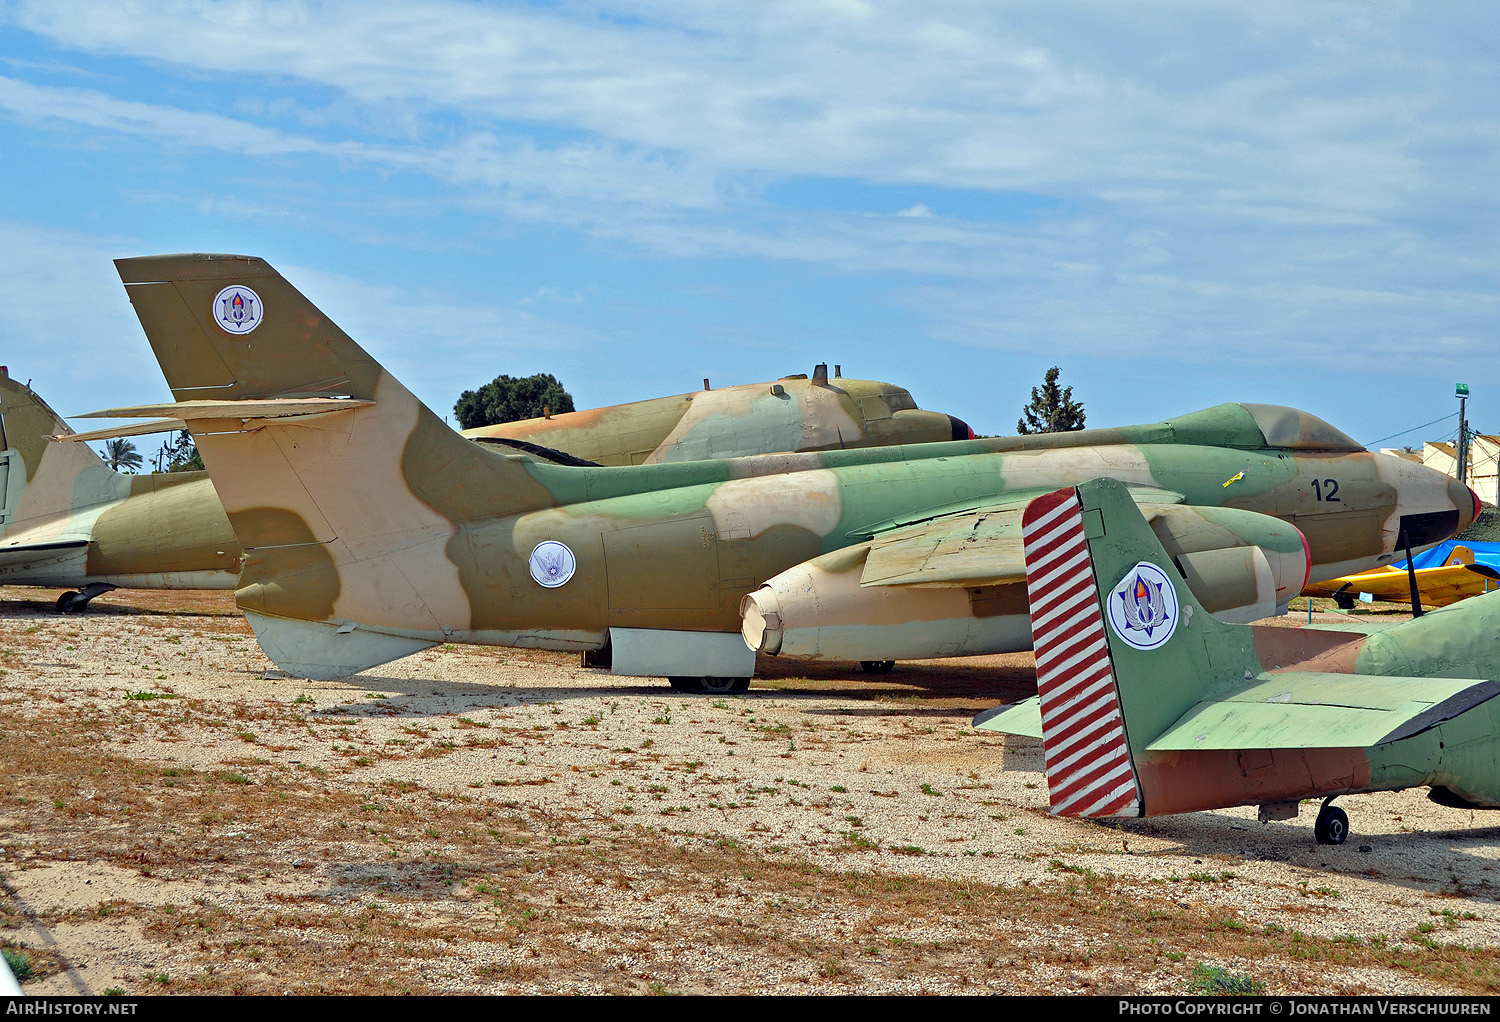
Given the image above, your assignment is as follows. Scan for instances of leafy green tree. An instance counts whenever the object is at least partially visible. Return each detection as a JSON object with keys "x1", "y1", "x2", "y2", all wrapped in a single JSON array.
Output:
[
  {"x1": 454, "y1": 373, "x2": 575, "y2": 430},
  {"x1": 101, "y1": 437, "x2": 143, "y2": 473},
  {"x1": 1017, "y1": 366, "x2": 1086, "y2": 435},
  {"x1": 156, "y1": 431, "x2": 204, "y2": 473}
]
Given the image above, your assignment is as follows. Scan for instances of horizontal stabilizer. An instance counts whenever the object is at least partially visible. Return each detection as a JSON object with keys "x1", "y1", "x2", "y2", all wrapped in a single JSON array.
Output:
[
  {"x1": 56, "y1": 418, "x2": 188, "y2": 444},
  {"x1": 79, "y1": 398, "x2": 373, "y2": 422},
  {"x1": 973, "y1": 697, "x2": 1043, "y2": 738},
  {"x1": 1147, "y1": 672, "x2": 1500, "y2": 751}
]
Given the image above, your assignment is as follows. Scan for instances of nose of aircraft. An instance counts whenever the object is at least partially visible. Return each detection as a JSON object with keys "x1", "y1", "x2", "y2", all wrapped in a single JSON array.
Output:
[
  {"x1": 1458, "y1": 479, "x2": 1483, "y2": 532},
  {"x1": 887, "y1": 408, "x2": 974, "y2": 445},
  {"x1": 1380, "y1": 456, "x2": 1481, "y2": 551},
  {"x1": 948, "y1": 415, "x2": 976, "y2": 441}
]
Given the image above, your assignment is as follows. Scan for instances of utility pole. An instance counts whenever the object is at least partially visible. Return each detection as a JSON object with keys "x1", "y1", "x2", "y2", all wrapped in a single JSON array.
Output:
[{"x1": 1457, "y1": 383, "x2": 1471, "y2": 486}]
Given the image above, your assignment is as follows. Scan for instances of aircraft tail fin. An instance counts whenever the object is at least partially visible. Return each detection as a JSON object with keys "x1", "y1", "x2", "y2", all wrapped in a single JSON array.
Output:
[
  {"x1": 114, "y1": 253, "x2": 375, "y2": 402},
  {"x1": 1018, "y1": 477, "x2": 1257, "y2": 817},
  {"x1": 111, "y1": 254, "x2": 563, "y2": 678},
  {"x1": 1010, "y1": 478, "x2": 1500, "y2": 822},
  {"x1": 0, "y1": 366, "x2": 127, "y2": 533}
]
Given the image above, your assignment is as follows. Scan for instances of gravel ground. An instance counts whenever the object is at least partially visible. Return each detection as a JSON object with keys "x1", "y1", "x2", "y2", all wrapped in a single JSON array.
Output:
[{"x1": 2, "y1": 588, "x2": 1499, "y2": 995}]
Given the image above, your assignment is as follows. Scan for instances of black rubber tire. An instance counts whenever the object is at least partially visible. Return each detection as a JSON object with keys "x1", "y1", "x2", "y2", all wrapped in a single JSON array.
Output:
[
  {"x1": 667, "y1": 676, "x2": 751, "y2": 694},
  {"x1": 860, "y1": 660, "x2": 895, "y2": 673},
  {"x1": 1314, "y1": 803, "x2": 1349, "y2": 845},
  {"x1": 56, "y1": 591, "x2": 82, "y2": 613}
]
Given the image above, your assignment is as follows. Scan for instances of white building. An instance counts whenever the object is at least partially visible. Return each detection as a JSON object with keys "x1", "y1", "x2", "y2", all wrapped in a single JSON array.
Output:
[{"x1": 1382, "y1": 438, "x2": 1500, "y2": 506}]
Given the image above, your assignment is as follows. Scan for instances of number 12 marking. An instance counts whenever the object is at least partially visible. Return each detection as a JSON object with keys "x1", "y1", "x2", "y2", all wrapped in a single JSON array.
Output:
[{"x1": 1311, "y1": 478, "x2": 1340, "y2": 502}]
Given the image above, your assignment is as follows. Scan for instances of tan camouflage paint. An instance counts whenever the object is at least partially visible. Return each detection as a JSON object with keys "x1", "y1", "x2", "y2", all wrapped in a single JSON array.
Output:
[
  {"x1": 0, "y1": 366, "x2": 238, "y2": 590},
  {"x1": 107, "y1": 254, "x2": 1477, "y2": 682},
  {"x1": 740, "y1": 500, "x2": 1313, "y2": 661},
  {"x1": 4, "y1": 358, "x2": 963, "y2": 600},
  {"x1": 464, "y1": 373, "x2": 962, "y2": 466}
]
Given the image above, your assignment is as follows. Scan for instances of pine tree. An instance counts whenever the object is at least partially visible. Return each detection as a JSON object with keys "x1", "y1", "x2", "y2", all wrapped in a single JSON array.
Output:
[{"x1": 1016, "y1": 366, "x2": 1086, "y2": 435}]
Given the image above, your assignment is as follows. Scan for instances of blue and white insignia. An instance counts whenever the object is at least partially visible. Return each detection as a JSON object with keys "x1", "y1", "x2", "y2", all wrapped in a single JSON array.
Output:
[
  {"x1": 529, "y1": 540, "x2": 577, "y2": 589},
  {"x1": 1105, "y1": 561, "x2": 1179, "y2": 651},
  {"x1": 212, "y1": 285, "x2": 262, "y2": 335}
]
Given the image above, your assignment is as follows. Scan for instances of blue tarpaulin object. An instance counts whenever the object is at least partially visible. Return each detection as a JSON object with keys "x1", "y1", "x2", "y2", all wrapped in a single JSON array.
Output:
[{"x1": 1400, "y1": 540, "x2": 1500, "y2": 573}]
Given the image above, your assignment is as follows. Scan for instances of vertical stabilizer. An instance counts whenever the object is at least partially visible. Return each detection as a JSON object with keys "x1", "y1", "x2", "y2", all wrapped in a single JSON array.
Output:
[
  {"x1": 112, "y1": 254, "x2": 566, "y2": 679},
  {"x1": 113, "y1": 254, "x2": 564, "y2": 543},
  {"x1": 0, "y1": 367, "x2": 124, "y2": 532},
  {"x1": 1021, "y1": 486, "x2": 1143, "y2": 816},
  {"x1": 1020, "y1": 478, "x2": 1261, "y2": 817}
]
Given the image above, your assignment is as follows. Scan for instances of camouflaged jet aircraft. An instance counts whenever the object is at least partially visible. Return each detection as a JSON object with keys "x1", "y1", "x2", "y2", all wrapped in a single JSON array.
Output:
[
  {"x1": 468, "y1": 366, "x2": 973, "y2": 466},
  {"x1": 3, "y1": 361, "x2": 963, "y2": 612},
  {"x1": 976, "y1": 477, "x2": 1500, "y2": 844},
  {"x1": 96, "y1": 253, "x2": 1476, "y2": 689},
  {"x1": 0, "y1": 366, "x2": 239, "y2": 609}
]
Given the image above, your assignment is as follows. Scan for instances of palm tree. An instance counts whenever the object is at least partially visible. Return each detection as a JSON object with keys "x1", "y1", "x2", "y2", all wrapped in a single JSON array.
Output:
[{"x1": 101, "y1": 437, "x2": 143, "y2": 474}]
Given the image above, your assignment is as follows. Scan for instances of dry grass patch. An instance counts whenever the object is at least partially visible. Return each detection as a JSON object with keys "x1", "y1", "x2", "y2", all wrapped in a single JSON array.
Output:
[{"x1": 2, "y1": 587, "x2": 1495, "y2": 995}]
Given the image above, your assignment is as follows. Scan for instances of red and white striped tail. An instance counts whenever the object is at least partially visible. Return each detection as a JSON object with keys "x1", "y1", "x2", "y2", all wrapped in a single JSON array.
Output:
[{"x1": 1022, "y1": 488, "x2": 1142, "y2": 818}]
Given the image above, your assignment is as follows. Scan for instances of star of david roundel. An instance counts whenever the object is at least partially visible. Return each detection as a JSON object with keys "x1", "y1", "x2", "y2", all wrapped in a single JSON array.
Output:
[
  {"x1": 1105, "y1": 561, "x2": 1180, "y2": 651},
  {"x1": 529, "y1": 540, "x2": 577, "y2": 589},
  {"x1": 212, "y1": 285, "x2": 263, "y2": 335}
]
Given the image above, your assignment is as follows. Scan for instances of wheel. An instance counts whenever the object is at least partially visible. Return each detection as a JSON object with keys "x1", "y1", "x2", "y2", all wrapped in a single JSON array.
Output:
[
  {"x1": 56, "y1": 591, "x2": 82, "y2": 613},
  {"x1": 1314, "y1": 802, "x2": 1349, "y2": 845},
  {"x1": 860, "y1": 660, "x2": 895, "y2": 673},
  {"x1": 667, "y1": 676, "x2": 751, "y2": 694}
]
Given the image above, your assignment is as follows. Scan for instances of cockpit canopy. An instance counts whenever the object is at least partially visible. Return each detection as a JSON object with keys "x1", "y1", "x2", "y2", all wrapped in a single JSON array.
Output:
[
  {"x1": 1164, "y1": 403, "x2": 1365, "y2": 452},
  {"x1": 1240, "y1": 404, "x2": 1364, "y2": 452},
  {"x1": 882, "y1": 387, "x2": 918, "y2": 412}
]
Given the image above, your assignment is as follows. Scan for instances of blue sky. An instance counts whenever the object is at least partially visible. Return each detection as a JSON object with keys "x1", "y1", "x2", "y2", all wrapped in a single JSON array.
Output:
[{"x1": 1, "y1": 1, "x2": 1497, "y2": 452}]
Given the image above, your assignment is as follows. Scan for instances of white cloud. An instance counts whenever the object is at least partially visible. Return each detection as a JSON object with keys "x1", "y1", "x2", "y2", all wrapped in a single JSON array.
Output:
[
  {"x1": 0, "y1": 74, "x2": 723, "y2": 214},
  {"x1": 9, "y1": 2, "x2": 1498, "y2": 238},
  {"x1": 11, "y1": 0, "x2": 1487, "y2": 214},
  {"x1": 4, "y1": 1, "x2": 1500, "y2": 442}
]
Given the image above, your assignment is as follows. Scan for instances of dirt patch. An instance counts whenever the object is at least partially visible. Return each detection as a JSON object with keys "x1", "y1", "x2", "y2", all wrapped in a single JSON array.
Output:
[{"x1": 3, "y1": 587, "x2": 1500, "y2": 995}]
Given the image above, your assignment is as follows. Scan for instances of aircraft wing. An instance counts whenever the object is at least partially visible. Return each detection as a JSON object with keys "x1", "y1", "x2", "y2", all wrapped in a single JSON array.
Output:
[
  {"x1": 0, "y1": 535, "x2": 90, "y2": 568},
  {"x1": 861, "y1": 503, "x2": 1030, "y2": 587},
  {"x1": 861, "y1": 486, "x2": 1185, "y2": 589}
]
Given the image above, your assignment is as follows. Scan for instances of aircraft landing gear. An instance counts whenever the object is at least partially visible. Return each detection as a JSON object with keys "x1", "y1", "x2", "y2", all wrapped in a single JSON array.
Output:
[
  {"x1": 1314, "y1": 798, "x2": 1349, "y2": 845},
  {"x1": 55, "y1": 583, "x2": 117, "y2": 613},
  {"x1": 860, "y1": 660, "x2": 895, "y2": 673},
  {"x1": 668, "y1": 676, "x2": 751, "y2": 694}
]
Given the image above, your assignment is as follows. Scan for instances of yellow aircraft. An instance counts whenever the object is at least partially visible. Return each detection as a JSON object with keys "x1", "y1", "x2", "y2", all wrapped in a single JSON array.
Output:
[{"x1": 1303, "y1": 545, "x2": 1500, "y2": 609}]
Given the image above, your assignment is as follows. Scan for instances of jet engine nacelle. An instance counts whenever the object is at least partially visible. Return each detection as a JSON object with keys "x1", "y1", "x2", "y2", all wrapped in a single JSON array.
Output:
[{"x1": 740, "y1": 503, "x2": 1310, "y2": 661}]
